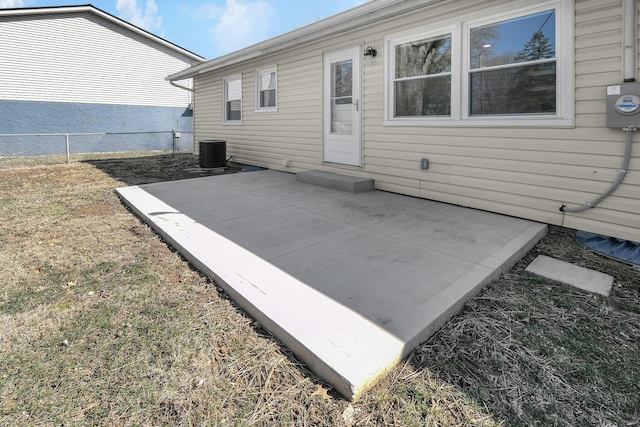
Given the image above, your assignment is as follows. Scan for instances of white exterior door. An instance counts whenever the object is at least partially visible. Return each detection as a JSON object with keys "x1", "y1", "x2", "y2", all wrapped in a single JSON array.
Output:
[{"x1": 323, "y1": 46, "x2": 362, "y2": 166}]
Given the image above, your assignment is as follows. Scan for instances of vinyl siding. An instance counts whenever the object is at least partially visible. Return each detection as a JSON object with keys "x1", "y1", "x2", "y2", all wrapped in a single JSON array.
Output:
[
  {"x1": 0, "y1": 12, "x2": 196, "y2": 107},
  {"x1": 193, "y1": 0, "x2": 640, "y2": 242},
  {"x1": 194, "y1": 46, "x2": 324, "y2": 168}
]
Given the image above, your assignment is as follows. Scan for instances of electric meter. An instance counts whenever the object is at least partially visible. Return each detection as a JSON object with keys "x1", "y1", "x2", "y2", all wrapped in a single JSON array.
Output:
[
  {"x1": 606, "y1": 83, "x2": 640, "y2": 127},
  {"x1": 614, "y1": 95, "x2": 640, "y2": 114}
]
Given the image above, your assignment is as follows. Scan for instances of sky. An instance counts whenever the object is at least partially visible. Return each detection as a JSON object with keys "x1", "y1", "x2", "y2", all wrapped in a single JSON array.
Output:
[{"x1": 0, "y1": 0, "x2": 369, "y2": 59}]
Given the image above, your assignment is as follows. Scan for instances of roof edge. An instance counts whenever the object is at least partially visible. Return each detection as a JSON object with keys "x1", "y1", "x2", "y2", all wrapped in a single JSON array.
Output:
[
  {"x1": 167, "y1": 0, "x2": 444, "y2": 81},
  {"x1": 0, "y1": 4, "x2": 205, "y2": 62}
]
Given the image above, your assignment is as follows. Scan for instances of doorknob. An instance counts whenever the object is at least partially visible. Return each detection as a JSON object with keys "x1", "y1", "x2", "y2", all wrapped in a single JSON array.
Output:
[{"x1": 354, "y1": 99, "x2": 359, "y2": 112}]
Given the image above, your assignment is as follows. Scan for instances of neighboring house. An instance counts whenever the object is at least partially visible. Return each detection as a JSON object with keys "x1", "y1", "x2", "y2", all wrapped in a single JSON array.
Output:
[
  {"x1": 0, "y1": 5, "x2": 203, "y2": 151},
  {"x1": 168, "y1": 0, "x2": 639, "y2": 242}
]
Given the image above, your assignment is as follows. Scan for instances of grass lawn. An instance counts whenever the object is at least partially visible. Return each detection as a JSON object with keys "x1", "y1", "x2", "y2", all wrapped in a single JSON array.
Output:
[{"x1": 1, "y1": 154, "x2": 638, "y2": 426}]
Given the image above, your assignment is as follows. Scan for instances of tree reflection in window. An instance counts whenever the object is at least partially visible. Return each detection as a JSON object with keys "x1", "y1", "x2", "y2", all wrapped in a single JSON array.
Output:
[
  {"x1": 331, "y1": 60, "x2": 353, "y2": 133},
  {"x1": 394, "y1": 34, "x2": 452, "y2": 117},
  {"x1": 469, "y1": 10, "x2": 556, "y2": 116}
]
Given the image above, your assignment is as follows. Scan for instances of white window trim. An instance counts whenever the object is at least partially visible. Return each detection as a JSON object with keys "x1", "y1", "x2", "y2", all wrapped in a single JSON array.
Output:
[
  {"x1": 383, "y1": 0, "x2": 573, "y2": 127},
  {"x1": 255, "y1": 65, "x2": 277, "y2": 112},
  {"x1": 389, "y1": 26, "x2": 459, "y2": 121},
  {"x1": 223, "y1": 74, "x2": 242, "y2": 125}
]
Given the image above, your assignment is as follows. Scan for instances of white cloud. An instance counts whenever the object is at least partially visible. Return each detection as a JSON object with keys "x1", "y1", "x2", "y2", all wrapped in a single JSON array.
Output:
[
  {"x1": 0, "y1": 0, "x2": 25, "y2": 7},
  {"x1": 176, "y1": 3, "x2": 221, "y2": 21},
  {"x1": 193, "y1": 3, "x2": 223, "y2": 21},
  {"x1": 116, "y1": 0, "x2": 163, "y2": 33},
  {"x1": 213, "y1": 0, "x2": 274, "y2": 54}
]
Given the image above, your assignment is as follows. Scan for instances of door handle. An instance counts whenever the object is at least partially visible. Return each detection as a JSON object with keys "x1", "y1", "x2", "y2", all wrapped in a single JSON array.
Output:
[{"x1": 354, "y1": 99, "x2": 359, "y2": 112}]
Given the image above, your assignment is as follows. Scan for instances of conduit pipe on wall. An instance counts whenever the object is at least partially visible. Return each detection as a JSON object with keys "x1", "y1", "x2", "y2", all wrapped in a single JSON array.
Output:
[
  {"x1": 624, "y1": 0, "x2": 637, "y2": 82},
  {"x1": 560, "y1": 127, "x2": 635, "y2": 213},
  {"x1": 560, "y1": 1, "x2": 638, "y2": 213}
]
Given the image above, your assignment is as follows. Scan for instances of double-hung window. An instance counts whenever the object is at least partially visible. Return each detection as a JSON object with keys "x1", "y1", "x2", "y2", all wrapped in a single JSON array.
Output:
[
  {"x1": 256, "y1": 66, "x2": 277, "y2": 111},
  {"x1": 394, "y1": 33, "x2": 452, "y2": 117},
  {"x1": 468, "y1": 9, "x2": 557, "y2": 117},
  {"x1": 385, "y1": 1, "x2": 571, "y2": 126},
  {"x1": 223, "y1": 74, "x2": 242, "y2": 123}
]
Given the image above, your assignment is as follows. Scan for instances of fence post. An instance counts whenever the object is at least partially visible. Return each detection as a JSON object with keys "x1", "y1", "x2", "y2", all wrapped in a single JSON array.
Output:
[
  {"x1": 172, "y1": 130, "x2": 176, "y2": 157},
  {"x1": 66, "y1": 133, "x2": 70, "y2": 163}
]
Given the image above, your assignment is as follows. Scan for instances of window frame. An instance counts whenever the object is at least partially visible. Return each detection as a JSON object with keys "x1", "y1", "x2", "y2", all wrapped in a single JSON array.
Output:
[
  {"x1": 255, "y1": 65, "x2": 278, "y2": 112},
  {"x1": 392, "y1": 30, "x2": 455, "y2": 118},
  {"x1": 223, "y1": 74, "x2": 242, "y2": 124},
  {"x1": 383, "y1": 0, "x2": 572, "y2": 127}
]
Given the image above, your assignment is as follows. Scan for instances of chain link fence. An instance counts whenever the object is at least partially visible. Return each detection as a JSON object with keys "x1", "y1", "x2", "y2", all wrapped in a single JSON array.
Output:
[{"x1": 0, "y1": 130, "x2": 194, "y2": 166}]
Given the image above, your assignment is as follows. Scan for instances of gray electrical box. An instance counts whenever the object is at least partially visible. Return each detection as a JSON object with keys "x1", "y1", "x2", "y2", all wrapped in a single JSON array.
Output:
[{"x1": 606, "y1": 83, "x2": 640, "y2": 128}]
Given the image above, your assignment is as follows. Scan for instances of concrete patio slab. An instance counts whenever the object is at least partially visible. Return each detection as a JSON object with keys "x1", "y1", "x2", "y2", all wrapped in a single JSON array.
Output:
[{"x1": 116, "y1": 170, "x2": 547, "y2": 401}]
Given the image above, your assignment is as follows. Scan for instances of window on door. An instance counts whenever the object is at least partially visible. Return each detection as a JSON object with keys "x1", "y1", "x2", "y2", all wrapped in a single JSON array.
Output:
[{"x1": 331, "y1": 59, "x2": 353, "y2": 134}]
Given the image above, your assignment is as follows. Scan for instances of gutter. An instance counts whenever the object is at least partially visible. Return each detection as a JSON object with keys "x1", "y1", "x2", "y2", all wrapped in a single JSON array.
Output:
[{"x1": 167, "y1": 0, "x2": 444, "y2": 82}]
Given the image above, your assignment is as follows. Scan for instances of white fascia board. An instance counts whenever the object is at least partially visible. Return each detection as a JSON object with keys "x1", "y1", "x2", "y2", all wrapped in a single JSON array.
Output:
[
  {"x1": 167, "y1": 0, "x2": 444, "y2": 82},
  {"x1": 0, "y1": 5, "x2": 205, "y2": 63}
]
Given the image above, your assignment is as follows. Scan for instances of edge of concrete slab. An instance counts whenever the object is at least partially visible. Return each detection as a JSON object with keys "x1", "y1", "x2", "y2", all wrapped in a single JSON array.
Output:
[
  {"x1": 399, "y1": 223, "x2": 548, "y2": 354},
  {"x1": 116, "y1": 185, "x2": 403, "y2": 401}
]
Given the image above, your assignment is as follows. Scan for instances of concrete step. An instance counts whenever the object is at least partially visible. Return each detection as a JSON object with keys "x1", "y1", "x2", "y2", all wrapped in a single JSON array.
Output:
[{"x1": 296, "y1": 170, "x2": 374, "y2": 193}]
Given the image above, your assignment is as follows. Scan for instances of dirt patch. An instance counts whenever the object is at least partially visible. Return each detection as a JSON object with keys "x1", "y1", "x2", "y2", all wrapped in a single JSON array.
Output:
[{"x1": 85, "y1": 153, "x2": 243, "y2": 186}]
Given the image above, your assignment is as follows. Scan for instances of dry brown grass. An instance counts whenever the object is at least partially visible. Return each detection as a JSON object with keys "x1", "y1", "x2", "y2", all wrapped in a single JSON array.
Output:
[
  {"x1": 417, "y1": 230, "x2": 640, "y2": 426},
  {"x1": 1, "y1": 154, "x2": 638, "y2": 426},
  {"x1": 0, "y1": 155, "x2": 495, "y2": 426}
]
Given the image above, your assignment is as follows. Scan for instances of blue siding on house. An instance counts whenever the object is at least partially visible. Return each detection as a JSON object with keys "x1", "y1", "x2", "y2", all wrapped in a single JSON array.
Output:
[
  {"x1": 0, "y1": 100, "x2": 194, "y2": 156},
  {"x1": 0, "y1": 99, "x2": 193, "y2": 134}
]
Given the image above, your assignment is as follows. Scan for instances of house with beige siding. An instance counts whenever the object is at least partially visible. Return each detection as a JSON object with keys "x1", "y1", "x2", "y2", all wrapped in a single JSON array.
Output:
[{"x1": 168, "y1": 0, "x2": 639, "y2": 243}]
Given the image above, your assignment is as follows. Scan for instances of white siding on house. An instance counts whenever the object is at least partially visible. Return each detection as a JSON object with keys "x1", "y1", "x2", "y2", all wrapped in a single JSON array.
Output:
[
  {"x1": 192, "y1": 0, "x2": 639, "y2": 242},
  {"x1": 0, "y1": 12, "x2": 196, "y2": 107}
]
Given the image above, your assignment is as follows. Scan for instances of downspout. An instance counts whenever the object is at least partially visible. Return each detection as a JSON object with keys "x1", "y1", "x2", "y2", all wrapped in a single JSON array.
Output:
[
  {"x1": 624, "y1": 0, "x2": 637, "y2": 82},
  {"x1": 170, "y1": 80, "x2": 194, "y2": 92},
  {"x1": 170, "y1": 78, "x2": 194, "y2": 112},
  {"x1": 168, "y1": 78, "x2": 196, "y2": 156},
  {"x1": 560, "y1": 0, "x2": 637, "y2": 213}
]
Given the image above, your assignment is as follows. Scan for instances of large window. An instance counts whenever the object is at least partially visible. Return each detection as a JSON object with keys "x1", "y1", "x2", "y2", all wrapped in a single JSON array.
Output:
[
  {"x1": 385, "y1": 1, "x2": 572, "y2": 126},
  {"x1": 394, "y1": 34, "x2": 452, "y2": 117},
  {"x1": 468, "y1": 9, "x2": 556, "y2": 116},
  {"x1": 256, "y1": 66, "x2": 277, "y2": 111},
  {"x1": 224, "y1": 74, "x2": 242, "y2": 123}
]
